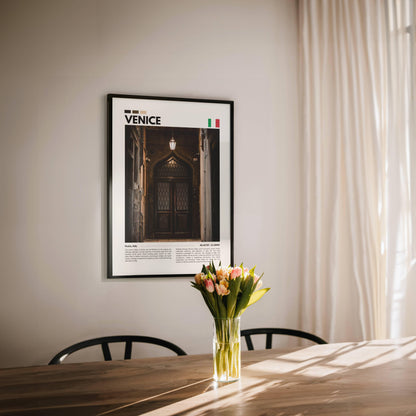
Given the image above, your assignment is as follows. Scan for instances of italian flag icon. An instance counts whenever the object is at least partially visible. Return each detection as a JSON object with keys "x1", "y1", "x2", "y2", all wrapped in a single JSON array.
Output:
[{"x1": 208, "y1": 118, "x2": 220, "y2": 128}]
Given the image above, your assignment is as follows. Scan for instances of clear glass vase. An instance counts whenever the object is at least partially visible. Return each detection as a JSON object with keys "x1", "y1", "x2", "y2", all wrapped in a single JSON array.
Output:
[{"x1": 213, "y1": 317, "x2": 241, "y2": 382}]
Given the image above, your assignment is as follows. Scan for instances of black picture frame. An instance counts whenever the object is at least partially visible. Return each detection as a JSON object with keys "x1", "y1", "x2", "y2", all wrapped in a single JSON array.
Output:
[{"x1": 107, "y1": 94, "x2": 234, "y2": 278}]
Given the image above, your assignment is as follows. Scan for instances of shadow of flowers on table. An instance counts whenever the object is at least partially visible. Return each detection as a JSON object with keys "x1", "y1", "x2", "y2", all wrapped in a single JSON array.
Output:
[{"x1": 137, "y1": 337, "x2": 416, "y2": 416}]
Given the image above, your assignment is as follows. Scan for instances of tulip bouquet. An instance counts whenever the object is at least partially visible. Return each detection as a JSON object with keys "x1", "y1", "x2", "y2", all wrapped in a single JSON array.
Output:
[
  {"x1": 191, "y1": 261, "x2": 270, "y2": 381},
  {"x1": 191, "y1": 262, "x2": 269, "y2": 320}
]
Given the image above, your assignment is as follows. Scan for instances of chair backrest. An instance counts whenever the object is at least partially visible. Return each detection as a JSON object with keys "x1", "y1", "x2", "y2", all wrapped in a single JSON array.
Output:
[
  {"x1": 241, "y1": 328, "x2": 327, "y2": 350},
  {"x1": 48, "y1": 335, "x2": 187, "y2": 365}
]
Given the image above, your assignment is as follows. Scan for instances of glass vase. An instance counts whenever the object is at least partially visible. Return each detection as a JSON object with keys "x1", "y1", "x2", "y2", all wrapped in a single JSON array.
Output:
[{"x1": 213, "y1": 317, "x2": 241, "y2": 382}]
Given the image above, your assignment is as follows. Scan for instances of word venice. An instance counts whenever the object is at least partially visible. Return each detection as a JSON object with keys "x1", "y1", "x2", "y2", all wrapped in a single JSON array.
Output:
[{"x1": 124, "y1": 110, "x2": 161, "y2": 125}]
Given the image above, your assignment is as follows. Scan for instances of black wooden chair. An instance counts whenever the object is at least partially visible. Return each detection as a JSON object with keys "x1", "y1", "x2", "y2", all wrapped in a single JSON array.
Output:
[
  {"x1": 241, "y1": 328, "x2": 327, "y2": 350},
  {"x1": 48, "y1": 335, "x2": 187, "y2": 364}
]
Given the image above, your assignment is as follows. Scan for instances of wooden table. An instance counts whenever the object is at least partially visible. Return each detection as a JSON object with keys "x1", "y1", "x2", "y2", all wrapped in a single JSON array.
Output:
[{"x1": 1, "y1": 337, "x2": 416, "y2": 415}]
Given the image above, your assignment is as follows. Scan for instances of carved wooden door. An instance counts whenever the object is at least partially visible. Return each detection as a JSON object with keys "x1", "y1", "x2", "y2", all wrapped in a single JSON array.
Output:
[{"x1": 154, "y1": 157, "x2": 192, "y2": 239}]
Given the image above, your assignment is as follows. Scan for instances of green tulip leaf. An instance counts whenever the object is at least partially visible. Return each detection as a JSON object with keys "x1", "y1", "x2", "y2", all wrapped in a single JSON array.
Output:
[{"x1": 240, "y1": 288, "x2": 270, "y2": 315}]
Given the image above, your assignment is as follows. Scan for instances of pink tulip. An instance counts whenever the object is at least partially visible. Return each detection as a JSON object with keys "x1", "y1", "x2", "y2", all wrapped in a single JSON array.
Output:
[
  {"x1": 254, "y1": 274, "x2": 263, "y2": 289},
  {"x1": 204, "y1": 279, "x2": 215, "y2": 293},
  {"x1": 230, "y1": 267, "x2": 242, "y2": 279},
  {"x1": 215, "y1": 281, "x2": 230, "y2": 296}
]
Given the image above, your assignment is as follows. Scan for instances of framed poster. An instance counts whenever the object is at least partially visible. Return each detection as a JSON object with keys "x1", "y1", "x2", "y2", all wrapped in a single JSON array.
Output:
[{"x1": 107, "y1": 94, "x2": 234, "y2": 278}]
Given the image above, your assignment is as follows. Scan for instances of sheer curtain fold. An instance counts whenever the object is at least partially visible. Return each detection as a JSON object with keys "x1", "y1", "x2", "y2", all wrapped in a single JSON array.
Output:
[
  {"x1": 385, "y1": 0, "x2": 416, "y2": 338},
  {"x1": 299, "y1": 0, "x2": 415, "y2": 342}
]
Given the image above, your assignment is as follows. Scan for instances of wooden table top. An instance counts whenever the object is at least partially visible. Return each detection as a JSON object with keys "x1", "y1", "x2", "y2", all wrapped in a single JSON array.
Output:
[{"x1": 1, "y1": 337, "x2": 416, "y2": 415}]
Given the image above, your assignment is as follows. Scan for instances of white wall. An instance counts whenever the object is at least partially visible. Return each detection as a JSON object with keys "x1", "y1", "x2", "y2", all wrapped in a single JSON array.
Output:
[{"x1": 0, "y1": 0, "x2": 300, "y2": 368}]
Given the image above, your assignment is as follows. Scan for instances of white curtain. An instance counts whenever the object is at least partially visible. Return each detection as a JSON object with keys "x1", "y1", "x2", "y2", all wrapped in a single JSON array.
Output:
[
  {"x1": 299, "y1": 0, "x2": 415, "y2": 342},
  {"x1": 385, "y1": 0, "x2": 416, "y2": 338}
]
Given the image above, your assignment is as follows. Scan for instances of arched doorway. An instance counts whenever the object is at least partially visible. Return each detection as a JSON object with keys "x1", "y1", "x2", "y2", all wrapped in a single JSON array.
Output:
[{"x1": 153, "y1": 155, "x2": 193, "y2": 239}]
